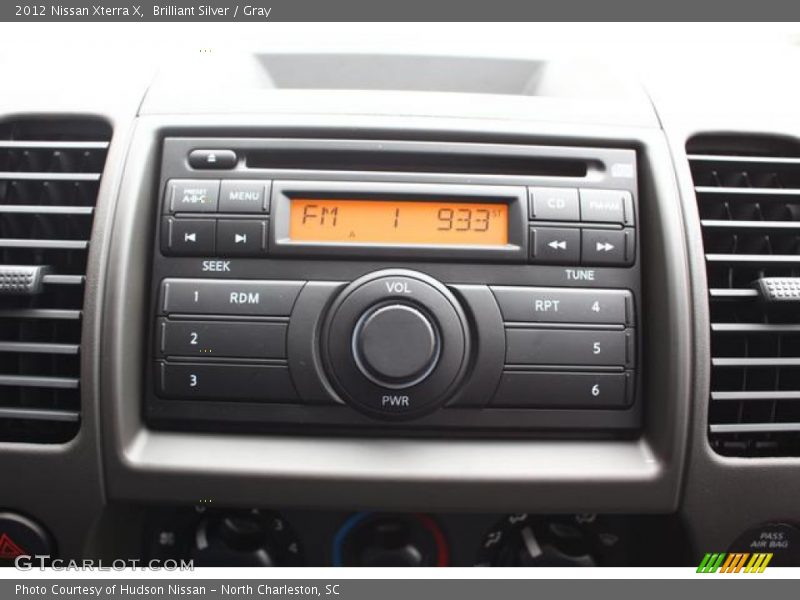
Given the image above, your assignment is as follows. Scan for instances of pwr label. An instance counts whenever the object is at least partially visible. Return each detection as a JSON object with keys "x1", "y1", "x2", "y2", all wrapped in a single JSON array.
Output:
[{"x1": 381, "y1": 395, "x2": 410, "y2": 408}]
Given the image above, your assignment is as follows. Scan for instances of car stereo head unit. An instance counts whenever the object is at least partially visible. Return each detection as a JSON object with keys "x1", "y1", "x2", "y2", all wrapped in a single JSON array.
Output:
[{"x1": 146, "y1": 137, "x2": 641, "y2": 436}]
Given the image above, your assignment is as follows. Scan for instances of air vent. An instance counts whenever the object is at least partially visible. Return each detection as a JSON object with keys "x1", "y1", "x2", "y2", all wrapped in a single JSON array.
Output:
[
  {"x1": 689, "y1": 134, "x2": 800, "y2": 457},
  {"x1": 0, "y1": 118, "x2": 110, "y2": 443}
]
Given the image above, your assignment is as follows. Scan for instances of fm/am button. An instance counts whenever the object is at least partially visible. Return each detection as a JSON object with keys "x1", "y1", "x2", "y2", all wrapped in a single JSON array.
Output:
[
  {"x1": 160, "y1": 278, "x2": 304, "y2": 317},
  {"x1": 491, "y1": 286, "x2": 633, "y2": 326}
]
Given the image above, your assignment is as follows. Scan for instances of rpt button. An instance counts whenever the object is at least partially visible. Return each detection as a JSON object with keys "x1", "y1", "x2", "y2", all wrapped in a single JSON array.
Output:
[
  {"x1": 491, "y1": 286, "x2": 632, "y2": 325},
  {"x1": 161, "y1": 278, "x2": 304, "y2": 316}
]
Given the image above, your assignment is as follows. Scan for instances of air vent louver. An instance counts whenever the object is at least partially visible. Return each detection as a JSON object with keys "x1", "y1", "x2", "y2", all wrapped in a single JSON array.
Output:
[
  {"x1": 689, "y1": 134, "x2": 800, "y2": 456},
  {"x1": 0, "y1": 118, "x2": 110, "y2": 443}
]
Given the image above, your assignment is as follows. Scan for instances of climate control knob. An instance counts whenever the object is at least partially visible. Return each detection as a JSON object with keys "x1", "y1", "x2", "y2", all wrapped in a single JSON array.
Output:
[
  {"x1": 354, "y1": 304, "x2": 440, "y2": 388},
  {"x1": 323, "y1": 270, "x2": 469, "y2": 420}
]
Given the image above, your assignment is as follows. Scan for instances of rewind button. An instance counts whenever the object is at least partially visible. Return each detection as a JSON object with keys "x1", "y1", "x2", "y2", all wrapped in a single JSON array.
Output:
[
  {"x1": 162, "y1": 217, "x2": 216, "y2": 256},
  {"x1": 216, "y1": 219, "x2": 268, "y2": 256},
  {"x1": 530, "y1": 227, "x2": 580, "y2": 265}
]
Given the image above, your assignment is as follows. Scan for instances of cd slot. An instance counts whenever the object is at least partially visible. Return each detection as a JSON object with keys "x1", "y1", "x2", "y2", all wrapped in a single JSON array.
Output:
[{"x1": 247, "y1": 148, "x2": 589, "y2": 178}]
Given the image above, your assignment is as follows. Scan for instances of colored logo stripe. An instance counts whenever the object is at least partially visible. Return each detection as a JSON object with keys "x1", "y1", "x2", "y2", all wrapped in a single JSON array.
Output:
[
  {"x1": 697, "y1": 552, "x2": 773, "y2": 573},
  {"x1": 744, "y1": 553, "x2": 773, "y2": 573},
  {"x1": 697, "y1": 553, "x2": 726, "y2": 573}
]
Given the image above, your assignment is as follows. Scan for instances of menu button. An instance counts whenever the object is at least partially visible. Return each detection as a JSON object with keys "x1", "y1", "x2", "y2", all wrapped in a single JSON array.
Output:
[{"x1": 219, "y1": 180, "x2": 271, "y2": 213}]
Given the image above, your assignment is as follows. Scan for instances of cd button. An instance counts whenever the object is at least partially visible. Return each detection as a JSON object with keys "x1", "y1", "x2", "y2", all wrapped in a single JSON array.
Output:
[
  {"x1": 529, "y1": 187, "x2": 580, "y2": 221},
  {"x1": 529, "y1": 227, "x2": 580, "y2": 265}
]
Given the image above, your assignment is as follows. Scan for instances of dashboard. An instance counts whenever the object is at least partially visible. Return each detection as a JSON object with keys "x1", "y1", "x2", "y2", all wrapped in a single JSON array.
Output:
[{"x1": 2, "y1": 24, "x2": 800, "y2": 567}]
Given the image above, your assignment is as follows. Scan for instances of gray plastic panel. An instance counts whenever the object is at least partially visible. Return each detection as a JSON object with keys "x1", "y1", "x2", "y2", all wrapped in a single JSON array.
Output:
[
  {"x1": 660, "y1": 120, "x2": 800, "y2": 560},
  {"x1": 100, "y1": 115, "x2": 689, "y2": 512},
  {"x1": 0, "y1": 107, "x2": 139, "y2": 560}
]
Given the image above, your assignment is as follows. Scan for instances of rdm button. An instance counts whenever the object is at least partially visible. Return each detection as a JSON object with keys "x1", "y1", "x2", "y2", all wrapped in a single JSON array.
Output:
[{"x1": 161, "y1": 279, "x2": 304, "y2": 316}]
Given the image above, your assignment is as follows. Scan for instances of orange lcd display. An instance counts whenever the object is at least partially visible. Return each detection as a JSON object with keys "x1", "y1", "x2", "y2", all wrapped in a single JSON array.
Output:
[{"x1": 289, "y1": 199, "x2": 509, "y2": 246}]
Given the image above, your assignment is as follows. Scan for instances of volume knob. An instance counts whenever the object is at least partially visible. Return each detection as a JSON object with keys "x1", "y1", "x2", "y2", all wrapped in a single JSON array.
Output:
[
  {"x1": 354, "y1": 304, "x2": 440, "y2": 389},
  {"x1": 322, "y1": 269, "x2": 469, "y2": 420}
]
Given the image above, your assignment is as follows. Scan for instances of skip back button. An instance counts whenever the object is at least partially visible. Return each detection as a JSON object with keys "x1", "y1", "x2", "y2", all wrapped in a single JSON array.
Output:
[{"x1": 529, "y1": 227, "x2": 580, "y2": 265}]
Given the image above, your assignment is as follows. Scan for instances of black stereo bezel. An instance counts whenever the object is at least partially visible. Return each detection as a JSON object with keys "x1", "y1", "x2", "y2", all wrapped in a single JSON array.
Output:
[{"x1": 144, "y1": 136, "x2": 643, "y2": 437}]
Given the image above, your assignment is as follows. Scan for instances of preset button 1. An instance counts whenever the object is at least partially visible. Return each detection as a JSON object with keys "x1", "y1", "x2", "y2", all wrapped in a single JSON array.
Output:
[{"x1": 160, "y1": 278, "x2": 304, "y2": 316}]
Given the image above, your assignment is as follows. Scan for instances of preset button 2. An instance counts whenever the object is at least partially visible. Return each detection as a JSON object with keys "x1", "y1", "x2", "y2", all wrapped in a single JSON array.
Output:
[{"x1": 159, "y1": 319, "x2": 287, "y2": 359}]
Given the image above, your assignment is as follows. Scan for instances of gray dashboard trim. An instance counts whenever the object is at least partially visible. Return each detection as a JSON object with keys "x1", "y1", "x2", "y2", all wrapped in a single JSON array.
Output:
[
  {"x1": 0, "y1": 110, "x2": 135, "y2": 558},
  {"x1": 662, "y1": 122, "x2": 800, "y2": 560},
  {"x1": 100, "y1": 114, "x2": 691, "y2": 512}
]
